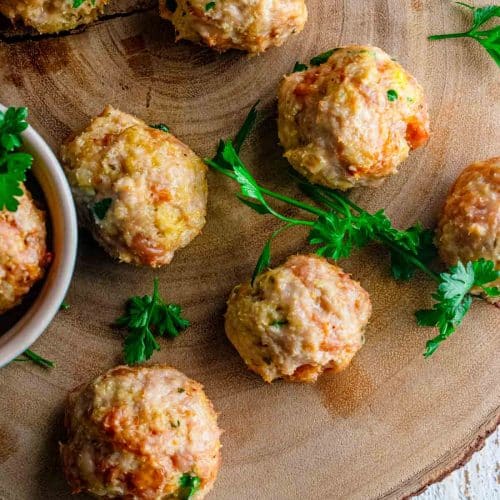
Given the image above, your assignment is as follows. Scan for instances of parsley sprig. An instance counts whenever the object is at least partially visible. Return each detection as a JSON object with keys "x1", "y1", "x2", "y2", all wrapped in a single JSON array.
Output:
[
  {"x1": 207, "y1": 105, "x2": 499, "y2": 356},
  {"x1": 116, "y1": 278, "x2": 190, "y2": 364},
  {"x1": 429, "y1": 3, "x2": 500, "y2": 67},
  {"x1": 0, "y1": 107, "x2": 32, "y2": 212},
  {"x1": 206, "y1": 139, "x2": 438, "y2": 284},
  {"x1": 417, "y1": 260, "x2": 500, "y2": 356}
]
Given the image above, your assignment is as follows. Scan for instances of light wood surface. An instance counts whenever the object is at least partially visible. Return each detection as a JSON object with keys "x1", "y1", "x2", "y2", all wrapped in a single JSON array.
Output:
[{"x1": 0, "y1": 1, "x2": 499, "y2": 498}]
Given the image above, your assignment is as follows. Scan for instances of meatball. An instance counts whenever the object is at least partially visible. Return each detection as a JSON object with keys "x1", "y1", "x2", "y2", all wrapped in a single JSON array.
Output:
[
  {"x1": 159, "y1": 0, "x2": 307, "y2": 54},
  {"x1": 60, "y1": 106, "x2": 208, "y2": 267},
  {"x1": 0, "y1": 185, "x2": 49, "y2": 315},
  {"x1": 278, "y1": 45, "x2": 430, "y2": 190},
  {"x1": 0, "y1": 0, "x2": 109, "y2": 34},
  {"x1": 225, "y1": 254, "x2": 372, "y2": 383},
  {"x1": 436, "y1": 157, "x2": 500, "y2": 300},
  {"x1": 60, "y1": 365, "x2": 222, "y2": 499}
]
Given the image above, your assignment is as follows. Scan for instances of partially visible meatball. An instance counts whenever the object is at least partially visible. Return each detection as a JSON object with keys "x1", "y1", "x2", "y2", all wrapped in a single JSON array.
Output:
[
  {"x1": 278, "y1": 45, "x2": 430, "y2": 190},
  {"x1": 437, "y1": 157, "x2": 500, "y2": 300},
  {"x1": 159, "y1": 0, "x2": 307, "y2": 54},
  {"x1": 0, "y1": 0, "x2": 109, "y2": 34},
  {"x1": 0, "y1": 185, "x2": 49, "y2": 315},
  {"x1": 60, "y1": 365, "x2": 222, "y2": 499},
  {"x1": 60, "y1": 106, "x2": 208, "y2": 267},
  {"x1": 225, "y1": 254, "x2": 372, "y2": 383}
]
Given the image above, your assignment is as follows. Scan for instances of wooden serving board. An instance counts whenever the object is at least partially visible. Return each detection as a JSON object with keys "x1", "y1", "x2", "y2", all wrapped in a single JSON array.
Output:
[{"x1": 0, "y1": 1, "x2": 499, "y2": 498}]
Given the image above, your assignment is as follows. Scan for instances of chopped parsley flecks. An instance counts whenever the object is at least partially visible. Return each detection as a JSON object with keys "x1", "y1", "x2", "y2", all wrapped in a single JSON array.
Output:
[
  {"x1": 387, "y1": 89, "x2": 399, "y2": 102},
  {"x1": 92, "y1": 198, "x2": 113, "y2": 220},
  {"x1": 151, "y1": 123, "x2": 170, "y2": 133}
]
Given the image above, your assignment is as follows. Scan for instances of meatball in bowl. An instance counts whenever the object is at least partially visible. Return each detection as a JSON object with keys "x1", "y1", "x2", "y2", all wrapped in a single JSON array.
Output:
[
  {"x1": 278, "y1": 45, "x2": 430, "y2": 190},
  {"x1": 61, "y1": 106, "x2": 208, "y2": 267},
  {"x1": 436, "y1": 157, "x2": 500, "y2": 302},
  {"x1": 225, "y1": 254, "x2": 372, "y2": 383},
  {"x1": 61, "y1": 365, "x2": 222, "y2": 499},
  {"x1": 159, "y1": 0, "x2": 308, "y2": 54},
  {"x1": 0, "y1": 104, "x2": 77, "y2": 367}
]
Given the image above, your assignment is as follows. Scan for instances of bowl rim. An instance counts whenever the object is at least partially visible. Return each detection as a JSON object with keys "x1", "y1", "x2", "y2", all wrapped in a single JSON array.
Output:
[{"x1": 0, "y1": 104, "x2": 78, "y2": 367}]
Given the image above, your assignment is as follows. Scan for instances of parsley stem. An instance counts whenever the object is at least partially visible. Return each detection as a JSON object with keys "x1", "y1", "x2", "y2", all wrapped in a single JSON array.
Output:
[
  {"x1": 20, "y1": 349, "x2": 54, "y2": 368},
  {"x1": 206, "y1": 158, "x2": 323, "y2": 218},
  {"x1": 428, "y1": 32, "x2": 471, "y2": 40}
]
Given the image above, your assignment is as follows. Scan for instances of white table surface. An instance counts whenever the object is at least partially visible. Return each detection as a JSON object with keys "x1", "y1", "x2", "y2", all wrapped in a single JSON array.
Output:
[{"x1": 416, "y1": 427, "x2": 499, "y2": 499}]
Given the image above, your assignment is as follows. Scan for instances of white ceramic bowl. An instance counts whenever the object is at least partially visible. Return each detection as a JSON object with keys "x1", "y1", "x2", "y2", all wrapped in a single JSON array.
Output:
[{"x1": 0, "y1": 104, "x2": 78, "y2": 367}]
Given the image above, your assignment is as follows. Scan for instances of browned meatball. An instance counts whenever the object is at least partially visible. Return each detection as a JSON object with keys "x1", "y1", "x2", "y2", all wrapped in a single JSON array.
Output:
[
  {"x1": 437, "y1": 157, "x2": 500, "y2": 301},
  {"x1": 0, "y1": 0, "x2": 109, "y2": 34},
  {"x1": 278, "y1": 45, "x2": 430, "y2": 190},
  {"x1": 225, "y1": 254, "x2": 372, "y2": 383},
  {"x1": 60, "y1": 106, "x2": 208, "y2": 268},
  {"x1": 159, "y1": 0, "x2": 307, "y2": 53},
  {"x1": 61, "y1": 365, "x2": 222, "y2": 499},
  {"x1": 0, "y1": 185, "x2": 50, "y2": 315}
]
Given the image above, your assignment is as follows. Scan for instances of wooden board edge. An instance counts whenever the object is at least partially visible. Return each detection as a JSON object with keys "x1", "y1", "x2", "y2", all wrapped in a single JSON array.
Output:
[{"x1": 403, "y1": 409, "x2": 500, "y2": 499}]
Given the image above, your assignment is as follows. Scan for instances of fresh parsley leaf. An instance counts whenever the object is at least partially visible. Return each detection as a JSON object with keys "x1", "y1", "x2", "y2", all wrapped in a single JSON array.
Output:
[
  {"x1": 60, "y1": 301, "x2": 70, "y2": 311},
  {"x1": 179, "y1": 473, "x2": 201, "y2": 500},
  {"x1": 387, "y1": 89, "x2": 398, "y2": 101},
  {"x1": 205, "y1": 1, "x2": 216, "y2": 11},
  {"x1": 310, "y1": 48, "x2": 339, "y2": 66},
  {"x1": 92, "y1": 198, "x2": 112, "y2": 220},
  {"x1": 416, "y1": 260, "x2": 500, "y2": 356},
  {"x1": 151, "y1": 123, "x2": 170, "y2": 133},
  {"x1": 0, "y1": 107, "x2": 32, "y2": 212},
  {"x1": 292, "y1": 61, "x2": 309, "y2": 72},
  {"x1": 252, "y1": 238, "x2": 271, "y2": 285},
  {"x1": 428, "y1": 3, "x2": 500, "y2": 68},
  {"x1": 233, "y1": 101, "x2": 259, "y2": 153},
  {"x1": 309, "y1": 213, "x2": 369, "y2": 260},
  {"x1": 116, "y1": 278, "x2": 190, "y2": 364}
]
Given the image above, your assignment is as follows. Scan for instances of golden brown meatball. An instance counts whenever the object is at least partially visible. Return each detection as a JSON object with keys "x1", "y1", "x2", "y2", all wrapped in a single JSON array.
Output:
[
  {"x1": 0, "y1": 0, "x2": 109, "y2": 34},
  {"x1": 60, "y1": 106, "x2": 208, "y2": 267},
  {"x1": 0, "y1": 184, "x2": 50, "y2": 315},
  {"x1": 159, "y1": 0, "x2": 307, "y2": 54},
  {"x1": 60, "y1": 365, "x2": 222, "y2": 499},
  {"x1": 436, "y1": 157, "x2": 500, "y2": 299},
  {"x1": 225, "y1": 254, "x2": 372, "y2": 383},
  {"x1": 278, "y1": 45, "x2": 430, "y2": 190}
]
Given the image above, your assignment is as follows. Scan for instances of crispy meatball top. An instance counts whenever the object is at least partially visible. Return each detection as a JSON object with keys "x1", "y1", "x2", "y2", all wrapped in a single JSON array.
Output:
[
  {"x1": 61, "y1": 365, "x2": 221, "y2": 499},
  {"x1": 0, "y1": 0, "x2": 109, "y2": 34},
  {"x1": 225, "y1": 254, "x2": 372, "y2": 383},
  {"x1": 278, "y1": 45, "x2": 430, "y2": 190}
]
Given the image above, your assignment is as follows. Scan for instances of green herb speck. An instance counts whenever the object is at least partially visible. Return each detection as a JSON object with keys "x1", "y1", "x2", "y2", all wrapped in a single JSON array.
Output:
[
  {"x1": 205, "y1": 1, "x2": 216, "y2": 11},
  {"x1": 387, "y1": 89, "x2": 398, "y2": 102},
  {"x1": 292, "y1": 62, "x2": 308, "y2": 73},
  {"x1": 151, "y1": 123, "x2": 170, "y2": 133},
  {"x1": 92, "y1": 198, "x2": 113, "y2": 220}
]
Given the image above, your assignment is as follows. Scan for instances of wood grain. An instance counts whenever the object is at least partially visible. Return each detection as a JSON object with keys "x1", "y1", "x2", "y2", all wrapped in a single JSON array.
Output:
[{"x1": 0, "y1": 1, "x2": 499, "y2": 499}]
